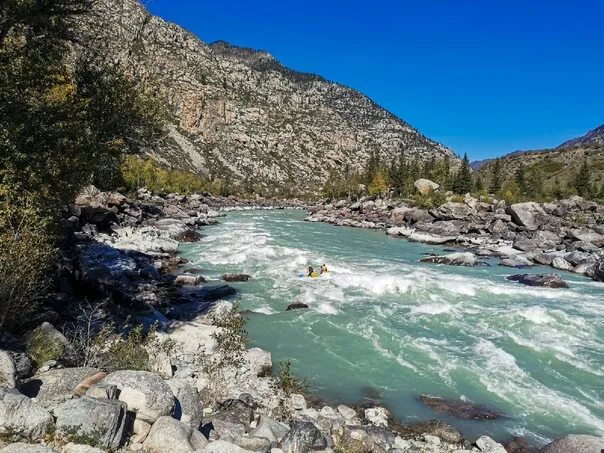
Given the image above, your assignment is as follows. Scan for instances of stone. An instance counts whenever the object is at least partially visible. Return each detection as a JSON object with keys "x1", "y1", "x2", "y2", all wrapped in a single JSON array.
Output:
[
  {"x1": 0, "y1": 389, "x2": 54, "y2": 440},
  {"x1": 507, "y1": 273, "x2": 568, "y2": 288},
  {"x1": 430, "y1": 202, "x2": 475, "y2": 221},
  {"x1": 101, "y1": 370, "x2": 174, "y2": 423},
  {"x1": 418, "y1": 395, "x2": 500, "y2": 420},
  {"x1": 203, "y1": 440, "x2": 255, "y2": 452},
  {"x1": 62, "y1": 443, "x2": 105, "y2": 453},
  {"x1": 406, "y1": 419, "x2": 463, "y2": 444},
  {"x1": 420, "y1": 252, "x2": 481, "y2": 267},
  {"x1": 131, "y1": 418, "x2": 152, "y2": 444},
  {"x1": 54, "y1": 396, "x2": 128, "y2": 449},
  {"x1": 288, "y1": 393, "x2": 307, "y2": 411},
  {"x1": 73, "y1": 371, "x2": 108, "y2": 397},
  {"x1": 167, "y1": 379, "x2": 203, "y2": 429},
  {"x1": 589, "y1": 258, "x2": 604, "y2": 282},
  {"x1": 249, "y1": 415, "x2": 290, "y2": 443},
  {"x1": 286, "y1": 302, "x2": 309, "y2": 311},
  {"x1": 85, "y1": 383, "x2": 118, "y2": 400},
  {"x1": 414, "y1": 179, "x2": 440, "y2": 195},
  {"x1": 25, "y1": 322, "x2": 77, "y2": 367},
  {"x1": 149, "y1": 351, "x2": 173, "y2": 379},
  {"x1": 568, "y1": 228, "x2": 604, "y2": 246},
  {"x1": 143, "y1": 416, "x2": 208, "y2": 452},
  {"x1": 21, "y1": 367, "x2": 101, "y2": 409},
  {"x1": 223, "y1": 274, "x2": 252, "y2": 282},
  {"x1": 175, "y1": 274, "x2": 205, "y2": 286},
  {"x1": 508, "y1": 202, "x2": 548, "y2": 231},
  {"x1": 206, "y1": 399, "x2": 254, "y2": 431},
  {"x1": 160, "y1": 322, "x2": 220, "y2": 355},
  {"x1": 279, "y1": 421, "x2": 326, "y2": 453},
  {"x1": 0, "y1": 444, "x2": 54, "y2": 453},
  {"x1": 475, "y1": 435, "x2": 507, "y2": 453},
  {"x1": 364, "y1": 407, "x2": 389, "y2": 427},
  {"x1": 0, "y1": 351, "x2": 17, "y2": 389},
  {"x1": 337, "y1": 405, "x2": 357, "y2": 421},
  {"x1": 236, "y1": 436, "x2": 271, "y2": 451},
  {"x1": 244, "y1": 348, "x2": 272, "y2": 378},
  {"x1": 540, "y1": 434, "x2": 604, "y2": 453},
  {"x1": 551, "y1": 257, "x2": 572, "y2": 271},
  {"x1": 500, "y1": 255, "x2": 534, "y2": 268}
]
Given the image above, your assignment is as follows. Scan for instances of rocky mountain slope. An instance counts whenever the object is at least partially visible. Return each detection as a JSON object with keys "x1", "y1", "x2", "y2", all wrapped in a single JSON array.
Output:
[
  {"x1": 474, "y1": 125, "x2": 604, "y2": 191},
  {"x1": 74, "y1": 0, "x2": 456, "y2": 194}
]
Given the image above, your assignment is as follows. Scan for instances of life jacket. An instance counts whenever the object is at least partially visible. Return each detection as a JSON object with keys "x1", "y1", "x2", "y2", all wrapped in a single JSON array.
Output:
[{"x1": 309, "y1": 272, "x2": 318, "y2": 278}]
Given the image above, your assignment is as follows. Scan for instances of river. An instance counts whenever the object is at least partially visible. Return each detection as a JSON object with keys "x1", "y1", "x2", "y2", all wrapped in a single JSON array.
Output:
[{"x1": 179, "y1": 209, "x2": 604, "y2": 446}]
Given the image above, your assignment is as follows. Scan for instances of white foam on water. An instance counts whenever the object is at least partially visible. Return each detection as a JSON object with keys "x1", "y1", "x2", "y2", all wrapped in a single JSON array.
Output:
[
  {"x1": 251, "y1": 305, "x2": 278, "y2": 315},
  {"x1": 410, "y1": 303, "x2": 452, "y2": 316},
  {"x1": 517, "y1": 306, "x2": 555, "y2": 324}
]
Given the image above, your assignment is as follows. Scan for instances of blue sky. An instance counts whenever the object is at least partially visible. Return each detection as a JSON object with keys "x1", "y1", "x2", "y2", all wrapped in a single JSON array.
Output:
[{"x1": 145, "y1": 0, "x2": 604, "y2": 160}]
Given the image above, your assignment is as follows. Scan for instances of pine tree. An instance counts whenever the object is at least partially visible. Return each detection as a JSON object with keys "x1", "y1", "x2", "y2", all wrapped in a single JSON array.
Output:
[
  {"x1": 514, "y1": 166, "x2": 526, "y2": 194},
  {"x1": 574, "y1": 159, "x2": 592, "y2": 197},
  {"x1": 525, "y1": 167, "x2": 543, "y2": 198},
  {"x1": 490, "y1": 158, "x2": 504, "y2": 194},
  {"x1": 452, "y1": 153, "x2": 473, "y2": 194}
]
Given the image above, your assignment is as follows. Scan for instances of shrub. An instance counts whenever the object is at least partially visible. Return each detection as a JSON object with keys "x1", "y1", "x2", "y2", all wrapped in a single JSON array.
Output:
[
  {"x1": 26, "y1": 329, "x2": 66, "y2": 368},
  {"x1": 107, "y1": 325, "x2": 152, "y2": 371},
  {"x1": 212, "y1": 301, "x2": 249, "y2": 368},
  {"x1": 278, "y1": 359, "x2": 309, "y2": 396},
  {"x1": 411, "y1": 191, "x2": 447, "y2": 209}
]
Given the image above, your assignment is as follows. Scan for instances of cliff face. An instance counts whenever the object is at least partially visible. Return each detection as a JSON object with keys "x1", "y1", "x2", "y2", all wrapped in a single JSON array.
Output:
[{"x1": 76, "y1": 0, "x2": 456, "y2": 193}]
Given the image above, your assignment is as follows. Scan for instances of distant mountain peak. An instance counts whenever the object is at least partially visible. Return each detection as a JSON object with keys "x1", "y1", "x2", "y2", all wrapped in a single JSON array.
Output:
[{"x1": 557, "y1": 124, "x2": 604, "y2": 149}]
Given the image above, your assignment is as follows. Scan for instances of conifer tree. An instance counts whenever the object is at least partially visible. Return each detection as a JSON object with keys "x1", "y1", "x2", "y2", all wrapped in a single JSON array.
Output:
[
  {"x1": 490, "y1": 158, "x2": 504, "y2": 194},
  {"x1": 452, "y1": 153, "x2": 473, "y2": 194},
  {"x1": 574, "y1": 159, "x2": 592, "y2": 197}
]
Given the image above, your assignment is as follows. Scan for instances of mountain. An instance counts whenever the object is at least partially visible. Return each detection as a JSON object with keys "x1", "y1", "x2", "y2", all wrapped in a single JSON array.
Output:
[
  {"x1": 557, "y1": 124, "x2": 604, "y2": 149},
  {"x1": 74, "y1": 0, "x2": 456, "y2": 194}
]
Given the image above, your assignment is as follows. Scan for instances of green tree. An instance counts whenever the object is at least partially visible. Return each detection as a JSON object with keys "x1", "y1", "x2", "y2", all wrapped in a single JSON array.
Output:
[
  {"x1": 514, "y1": 166, "x2": 526, "y2": 194},
  {"x1": 574, "y1": 159, "x2": 592, "y2": 197},
  {"x1": 490, "y1": 158, "x2": 504, "y2": 193},
  {"x1": 452, "y1": 153, "x2": 473, "y2": 194}
]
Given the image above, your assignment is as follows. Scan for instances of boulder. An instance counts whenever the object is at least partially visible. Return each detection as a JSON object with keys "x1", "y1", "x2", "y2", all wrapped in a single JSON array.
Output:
[
  {"x1": 0, "y1": 351, "x2": 17, "y2": 389},
  {"x1": 430, "y1": 202, "x2": 475, "y2": 221},
  {"x1": 101, "y1": 371, "x2": 174, "y2": 423},
  {"x1": 155, "y1": 218, "x2": 201, "y2": 242},
  {"x1": 589, "y1": 258, "x2": 604, "y2": 282},
  {"x1": 508, "y1": 202, "x2": 548, "y2": 231},
  {"x1": 222, "y1": 274, "x2": 251, "y2": 282},
  {"x1": 167, "y1": 379, "x2": 203, "y2": 430},
  {"x1": 25, "y1": 322, "x2": 77, "y2": 367},
  {"x1": 143, "y1": 416, "x2": 208, "y2": 452},
  {"x1": 551, "y1": 257, "x2": 572, "y2": 271},
  {"x1": 540, "y1": 434, "x2": 604, "y2": 453},
  {"x1": 286, "y1": 302, "x2": 309, "y2": 311},
  {"x1": 414, "y1": 179, "x2": 439, "y2": 195},
  {"x1": 507, "y1": 274, "x2": 568, "y2": 288},
  {"x1": 0, "y1": 444, "x2": 54, "y2": 453},
  {"x1": 54, "y1": 396, "x2": 127, "y2": 449},
  {"x1": 21, "y1": 367, "x2": 101, "y2": 409},
  {"x1": 364, "y1": 406, "x2": 389, "y2": 428},
  {"x1": 288, "y1": 393, "x2": 307, "y2": 411},
  {"x1": 249, "y1": 415, "x2": 290, "y2": 443},
  {"x1": 279, "y1": 421, "x2": 326, "y2": 453},
  {"x1": 175, "y1": 274, "x2": 205, "y2": 286},
  {"x1": 420, "y1": 252, "x2": 481, "y2": 267},
  {"x1": 475, "y1": 435, "x2": 507, "y2": 453},
  {"x1": 62, "y1": 443, "x2": 105, "y2": 453},
  {"x1": 418, "y1": 395, "x2": 500, "y2": 420},
  {"x1": 500, "y1": 255, "x2": 534, "y2": 268},
  {"x1": 160, "y1": 322, "x2": 220, "y2": 355},
  {"x1": 406, "y1": 419, "x2": 463, "y2": 444},
  {"x1": 244, "y1": 348, "x2": 272, "y2": 378},
  {"x1": 0, "y1": 389, "x2": 54, "y2": 440},
  {"x1": 202, "y1": 440, "x2": 255, "y2": 452},
  {"x1": 568, "y1": 228, "x2": 604, "y2": 246},
  {"x1": 206, "y1": 399, "x2": 254, "y2": 432}
]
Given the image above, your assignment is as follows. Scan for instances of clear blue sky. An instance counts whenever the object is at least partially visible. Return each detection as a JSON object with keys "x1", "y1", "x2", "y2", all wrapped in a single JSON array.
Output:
[{"x1": 145, "y1": 0, "x2": 604, "y2": 160}]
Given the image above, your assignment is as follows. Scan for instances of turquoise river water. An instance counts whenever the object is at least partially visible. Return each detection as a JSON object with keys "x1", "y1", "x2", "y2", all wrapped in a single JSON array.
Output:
[{"x1": 180, "y1": 210, "x2": 604, "y2": 446}]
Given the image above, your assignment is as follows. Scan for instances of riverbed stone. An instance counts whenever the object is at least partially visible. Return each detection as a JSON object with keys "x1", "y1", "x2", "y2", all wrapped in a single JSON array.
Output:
[
  {"x1": 143, "y1": 416, "x2": 208, "y2": 452},
  {"x1": 101, "y1": 370, "x2": 174, "y2": 423},
  {"x1": 249, "y1": 415, "x2": 290, "y2": 443},
  {"x1": 0, "y1": 351, "x2": 17, "y2": 389},
  {"x1": 21, "y1": 367, "x2": 101, "y2": 409},
  {"x1": 475, "y1": 435, "x2": 506, "y2": 453},
  {"x1": 508, "y1": 202, "x2": 548, "y2": 231},
  {"x1": 540, "y1": 434, "x2": 604, "y2": 453},
  {"x1": 507, "y1": 273, "x2": 568, "y2": 288},
  {"x1": 279, "y1": 421, "x2": 326, "y2": 453},
  {"x1": 0, "y1": 443, "x2": 54, "y2": 453},
  {"x1": 0, "y1": 389, "x2": 54, "y2": 440},
  {"x1": 420, "y1": 252, "x2": 480, "y2": 267}
]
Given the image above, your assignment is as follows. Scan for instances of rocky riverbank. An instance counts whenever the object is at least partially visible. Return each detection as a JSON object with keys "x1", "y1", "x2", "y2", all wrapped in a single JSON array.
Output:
[
  {"x1": 0, "y1": 187, "x2": 602, "y2": 453},
  {"x1": 306, "y1": 191, "x2": 604, "y2": 286}
]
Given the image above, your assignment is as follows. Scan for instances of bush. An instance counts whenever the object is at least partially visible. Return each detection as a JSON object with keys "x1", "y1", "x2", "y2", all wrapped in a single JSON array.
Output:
[
  {"x1": 411, "y1": 191, "x2": 447, "y2": 209},
  {"x1": 278, "y1": 359, "x2": 309, "y2": 396},
  {"x1": 212, "y1": 301, "x2": 249, "y2": 368}
]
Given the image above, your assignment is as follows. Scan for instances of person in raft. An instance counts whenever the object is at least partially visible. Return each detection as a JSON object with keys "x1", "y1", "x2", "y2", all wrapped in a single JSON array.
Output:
[
  {"x1": 307, "y1": 266, "x2": 318, "y2": 278},
  {"x1": 320, "y1": 264, "x2": 328, "y2": 274}
]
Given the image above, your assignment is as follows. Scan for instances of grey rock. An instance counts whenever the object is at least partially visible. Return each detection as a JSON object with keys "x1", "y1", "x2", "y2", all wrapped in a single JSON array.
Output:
[
  {"x1": 55, "y1": 396, "x2": 128, "y2": 449},
  {"x1": 249, "y1": 415, "x2": 290, "y2": 443},
  {"x1": 507, "y1": 274, "x2": 568, "y2": 288},
  {"x1": 222, "y1": 273, "x2": 252, "y2": 282},
  {"x1": 540, "y1": 434, "x2": 604, "y2": 453},
  {"x1": 25, "y1": 322, "x2": 77, "y2": 367},
  {"x1": 101, "y1": 370, "x2": 174, "y2": 423},
  {"x1": 143, "y1": 416, "x2": 208, "y2": 452},
  {"x1": 500, "y1": 255, "x2": 534, "y2": 268},
  {"x1": 0, "y1": 389, "x2": 54, "y2": 441},
  {"x1": 0, "y1": 351, "x2": 17, "y2": 389},
  {"x1": 167, "y1": 379, "x2": 203, "y2": 429},
  {"x1": 21, "y1": 367, "x2": 100, "y2": 409},
  {"x1": 203, "y1": 440, "x2": 256, "y2": 452},
  {"x1": 420, "y1": 252, "x2": 481, "y2": 267},
  {"x1": 551, "y1": 256, "x2": 572, "y2": 271},
  {"x1": 568, "y1": 228, "x2": 604, "y2": 246},
  {"x1": 475, "y1": 435, "x2": 506, "y2": 453},
  {"x1": 0, "y1": 443, "x2": 54, "y2": 453},
  {"x1": 62, "y1": 443, "x2": 105, "y2": 453},
  {"x1": 508, "y1": 202, "x2": 548, "y2": 231},
  {"x1": 85, "y1": 382, "x2": 118, "y2": 400},
  {"x1": 430, "y1": 202, "x2": 475, "y2": 221},
  {"x1": 414, "y1": 179, "x2": 440, "y2": 195},
  {"x1": 279, "y1": 421, "x2": 326, "y2": 453}
]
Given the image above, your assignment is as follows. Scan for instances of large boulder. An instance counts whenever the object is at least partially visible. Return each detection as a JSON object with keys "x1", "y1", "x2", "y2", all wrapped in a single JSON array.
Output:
[
  {"x1": 167, "y1": 379, "x2": 203, "y2": 429},
  {"x1": 420, "y1": 252, "x2": 481, "y2": 267},
  {"x1": 202, "y1": 440, "x2": 255, "y2": 452},
  {"x1": 143, "y1": 416, "x2": 208, "y2": 453},
  {"x1": 430, "y1": 202, "x2": 475, "y2": 221},
  {"x1": 0, "y1": 351, "x2": 17, "y2": 389},
  {"x1": 21, "y1": 367, "x2": 101, "y2": 409},
  {"x1": 54, "y1": 396, "x2": 128, "y2": 449},
  {"x1": 101, "y1": 371, "x2": 174, "y2": 423},
  {"x1": 0, "y1": 389, "x2": 54, "y2": 440},
  {"x1": 0, "y1": 443, "x2": 54, "y2": 453},
  {"x1": 25, "y1": 322, "x2": 77, "y2": 367},
  {"x1": 222, "y1": 274, "x2": 251, "y2": 282},
  {"x1": 568, "y1": 228, "x2": 604, "y2": 246},
  {"x1": 551, "y1": 256, "x2": 572, "y2": 271},
  {"x1": 414, "y1": 179, "x2": 439, "y2": 195},
  {"x1": 589, "y1": 258, "x2": 604, "y2": 282},
  {"x1": 279, "y1": 421, "x2": 326, "y2": 453},
  {"x1": 507, "y1": 274, "x2": 568, "y2": 288},
  {"x1": 249, "y1": 415, "x2": 290, "y2": 443},
  {"x1": 540, "y1": 434, "x2": 604, "y2": 453},
  {"x1": 418, "y1": 395, "x2": 500, "y2": 420},
  {"x1": 508, "y1": 202, "x2": 548, "y2": 231},
  {"x1": 475, "y1": 435, "x2": 507, "y2": 453}
]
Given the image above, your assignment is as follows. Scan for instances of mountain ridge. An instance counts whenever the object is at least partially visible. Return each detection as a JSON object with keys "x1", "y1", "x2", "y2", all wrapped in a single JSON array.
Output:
[{"x1": 74, "y1": 0, "x2": 456, "y2": 194}]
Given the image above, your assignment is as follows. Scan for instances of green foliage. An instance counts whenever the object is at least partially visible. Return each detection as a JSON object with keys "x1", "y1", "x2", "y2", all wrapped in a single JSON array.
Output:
[
  {"x1": 321, "y1": 166, "x2": 364, "y2": 200},
  {"x1": 212, "y1": 301, "x2": 249, "y2": 368},
  {"x1": 121, "y1": 156, "x2": 227, "y2": 195},
  {"x1": 278, "y1": 359, "x2": 309, "y2": 396},
  {"x1": 490, "y1": 158, "x2": 504, "y2": 193},
  {"x1": 411, "y1": 191, "x2": 447, "y2": 209},
  {"x1": 574, "y1": 160, "x2": 593, "y2": 197},
  {"x1": 367, "y1": 170, "x2": 389, "y2": 196},
  {"x1": 107, "y1": 325, "x2": 152, "y2": 371},
  {"x1": 452, "y1": 153, "x2": 473, "y2": 194},
  {"x1": 26, "y1": 329, "x2": 66, "y2": 367}
]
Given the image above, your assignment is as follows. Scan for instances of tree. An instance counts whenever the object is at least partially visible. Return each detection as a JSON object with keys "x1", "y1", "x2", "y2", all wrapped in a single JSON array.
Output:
[
  {"x1": 514, "y1": 166, "x2": 526, "y2": 194},
  {"x1": 452, "y1": 153, "x2": 473, "y2": 194},
  {"x1": 490, "y1": 158, "x2": 504, "y2": 194},
  {"x1": 525, "y1": 166, "x2": 544, "y2": 199},
  {"x1": 367, "y1": 170, "x2": 389, "y2": 196},
  {"x1": 574, "y1": 159, "x2": 592, "y2": 197}
]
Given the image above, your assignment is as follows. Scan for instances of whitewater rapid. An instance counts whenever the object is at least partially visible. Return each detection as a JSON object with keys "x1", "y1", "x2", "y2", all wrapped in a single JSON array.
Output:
[{"x1": 180, "y1": 210, "x2": 604, "y2": 446}]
